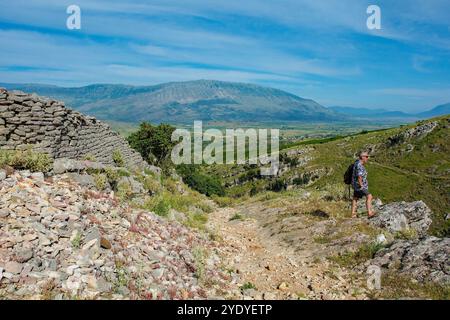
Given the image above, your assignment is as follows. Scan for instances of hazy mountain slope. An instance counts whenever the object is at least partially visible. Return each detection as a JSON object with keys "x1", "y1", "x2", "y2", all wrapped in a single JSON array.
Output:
[
  {"x1": 329, "y1": 104, "x2": 450, "y2": 120},
  {"x1": 417, "y1": 103, "x2": 450, "y2": 118},
  {"x1": 328, "y1": 106, "x2": 415, "y2": 119},
  {"x1": 0, "y1": 80, "x2": 344, "y2": 124}
]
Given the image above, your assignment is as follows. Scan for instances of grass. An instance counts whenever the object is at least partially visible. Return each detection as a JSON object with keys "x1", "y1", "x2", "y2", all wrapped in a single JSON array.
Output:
[
  {"x1": 369, "y1": 272, "x2": 450, "y2": 300},
  {"x1": 229, "y1": 213, "x2": 244, "y2": 221},
  {"x1": 329, "y1": 242, "x2": 386, "y2": 268},
  {"x1": 192, "y1": 246, "x2": 208, "y2": 281},
  {"x1": 185, "y1": 211, "x2": 208, "y2": 230},
  {"x1": 112, "y1": 149, "x2": 125, "y2": 167},
  {"x1": 71, "y1": 232, "x2": 82, "y2": 248},
  {"x1": 93, "y1": 173, "x2": 108, "y2": 190},
  {"x1": 0, "y1": 148, "x2": 52, "y2": 172},
  {"x1": 141, "y1": 188, "x2": 211, "y2": 230},
  {"x1": 394, "y1": 228, "x2": 418, "y2": 240},
  {"x1": 313, "y1": 236, "x2": 332, "y2": 244},
  {"x1": 240, "y1": 282, "x2": 257, "y2": 290}
]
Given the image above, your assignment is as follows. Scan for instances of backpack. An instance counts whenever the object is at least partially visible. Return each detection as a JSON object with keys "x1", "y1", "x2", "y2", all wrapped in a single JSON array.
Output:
[{"x1": 344, "y1": 163, "x2": 354, "y2": 185}]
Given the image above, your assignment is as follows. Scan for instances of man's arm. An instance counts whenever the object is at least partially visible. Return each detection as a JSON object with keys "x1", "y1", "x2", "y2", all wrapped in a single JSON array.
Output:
[{"x1": 358, "y1": 175, "x2": 363, "y2": 188}]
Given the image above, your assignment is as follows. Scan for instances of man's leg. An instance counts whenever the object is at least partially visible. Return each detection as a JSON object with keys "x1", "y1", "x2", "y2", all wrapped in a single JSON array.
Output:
[
  {"x1": 351, "y1": 197, "x2": 358, "y2": 218},
  {"x1": 366, "y1": 193, "x2": 374, "y2": 217}
]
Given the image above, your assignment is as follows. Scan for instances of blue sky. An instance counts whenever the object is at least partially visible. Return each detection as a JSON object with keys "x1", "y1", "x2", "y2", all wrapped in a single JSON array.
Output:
[{"x1": 0, "y1": 0, "x2": 449, "y2": 112}]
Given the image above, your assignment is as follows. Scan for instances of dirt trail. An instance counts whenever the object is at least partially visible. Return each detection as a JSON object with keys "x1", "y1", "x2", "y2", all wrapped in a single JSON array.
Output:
[{"x1": 208, "y1": 206, "x2": 369, "y2": 300}]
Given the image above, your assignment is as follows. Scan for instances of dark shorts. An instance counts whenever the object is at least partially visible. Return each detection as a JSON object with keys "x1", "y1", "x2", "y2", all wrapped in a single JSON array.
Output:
[{"x1": 353, "y1": 189, "x2": 370, "y2": 199}]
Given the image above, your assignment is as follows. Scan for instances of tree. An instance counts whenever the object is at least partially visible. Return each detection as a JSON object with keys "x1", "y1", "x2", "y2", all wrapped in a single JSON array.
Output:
[{"x1": 127, "y1": 122, "x2": 176, "y2": 166}]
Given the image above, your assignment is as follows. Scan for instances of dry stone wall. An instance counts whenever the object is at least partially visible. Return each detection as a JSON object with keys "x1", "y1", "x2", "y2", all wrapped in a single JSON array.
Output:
[{"x1": 0, "y1": 88, "x2": 148, "y2": 169}]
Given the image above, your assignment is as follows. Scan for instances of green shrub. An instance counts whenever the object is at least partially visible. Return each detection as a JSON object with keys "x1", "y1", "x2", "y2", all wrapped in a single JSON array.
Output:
[
  {"x1": 192, "y1": 247, "x2": 208, "y2": 280},
  {"x1": 112, "y1": 149, "x2": 125, "y2": 167},
  {"x1": 269, "y1": 178, "x2": 286, "y2": 192},
  {"x1": 93, "y1": 173, "x2": 108, "y2": 190},
  {"x1": 143, "y1": 176, "x2": 162, "y2": 194},
  {"x1": 117, "y1": 180, "x2": 133, "y2": 200},
  {"x1": 153, "y1": 197, "x2": 171, "y2": 217},
  {"x1": 0, "y1": 149, "x2": 52, "y2": 172},
  {"x1": 177, "y1": 165, "x2": 225, "y2": 196}
]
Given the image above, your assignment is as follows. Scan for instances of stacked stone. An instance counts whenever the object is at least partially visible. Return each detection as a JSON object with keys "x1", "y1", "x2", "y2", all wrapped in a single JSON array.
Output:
[{"x1": 0, "y1": 88, "x2": 147, "y2": 169}]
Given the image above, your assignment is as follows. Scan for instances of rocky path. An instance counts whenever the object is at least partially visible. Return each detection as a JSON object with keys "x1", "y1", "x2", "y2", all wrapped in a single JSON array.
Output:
[{"x1": 208, "y1": 207, "x2": 368, "y2": 300}]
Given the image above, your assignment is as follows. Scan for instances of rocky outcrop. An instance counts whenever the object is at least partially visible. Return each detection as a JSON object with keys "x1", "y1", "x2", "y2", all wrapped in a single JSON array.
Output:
[
  {"x1": 0, "y1": 88, "x2": 148, "y2": 170},
  {"x1": 369, "y1": 201, "x2": 432, "y2": 237},
  {"x1": 368, "y1": 237, "x2": 450, "y2": 284},
  {"x1": 0, "y1": 170, "x2": 232, "y2": 299},
  {"x1": 387, "y1": 121, "x2": 438, "y2": 146}
]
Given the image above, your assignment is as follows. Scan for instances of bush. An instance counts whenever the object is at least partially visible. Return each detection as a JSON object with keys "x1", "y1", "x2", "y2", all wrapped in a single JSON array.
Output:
[
  {"x1": 143, "y1": 176, "x2": 161, "y2": 194},
  {"x1": 269, "y1": 178, "x2": 286, "y2": 192},
  {"x1": 116, "y1": 180, "x2": 133, "y2": 201},
  {"x1": 177, "y1": 165, "x2": 225, "y2": 196},
  {"x1": 93, "y1": 173, "x2": 108, "y2": 190},
  {"x1": 153, "y1": 197, "x2": 171, "y2": 217},
  {"x1": 0, "y1": 149, "x2": 52, "y2": 172},
  {"x1": 112, "y1": 150, "x2": 125, "y2": 167}
]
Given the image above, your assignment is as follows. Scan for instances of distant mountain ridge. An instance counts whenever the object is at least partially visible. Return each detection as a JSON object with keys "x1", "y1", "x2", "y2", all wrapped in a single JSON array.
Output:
[
  {"x1": 329, "y1": 104, "x2": 450, "y2": 119},
  {"x1": 0, "y1": 80, "x2": 344, "y2": 124}
]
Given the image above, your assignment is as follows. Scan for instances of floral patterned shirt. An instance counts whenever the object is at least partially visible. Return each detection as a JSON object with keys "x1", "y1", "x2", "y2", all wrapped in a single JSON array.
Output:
[{"x1": 352, "y1": 159, "x2": 368, "y2": 191}]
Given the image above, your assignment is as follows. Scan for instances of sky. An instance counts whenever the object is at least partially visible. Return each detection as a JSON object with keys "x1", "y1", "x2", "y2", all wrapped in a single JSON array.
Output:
[{"x1": 0, "y1": 0, "x2": 449, "y2": 112}]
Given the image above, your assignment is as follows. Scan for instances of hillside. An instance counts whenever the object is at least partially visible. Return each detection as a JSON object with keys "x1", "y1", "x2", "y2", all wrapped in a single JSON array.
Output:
[
  {"x1": 203, "y1": 115, "x2": 450, "y2": 236},
  {"x1": 0, "y1": 81, "x2": 344, "y2": 124}
]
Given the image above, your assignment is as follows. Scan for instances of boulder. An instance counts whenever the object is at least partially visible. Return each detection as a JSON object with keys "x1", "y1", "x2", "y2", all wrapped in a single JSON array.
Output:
[
  {"x1": 369, "y1": 236, "x2": 450, "y2": 284},
  {"x1": 53, "y1": 158, "x2": 85, "y2": 174},
  {"x1": 369, "y1": 201, "x2": 432, "y2": 236},
  {"x1": 118, "y1": 176, "x2": 145, "y2": 194},
  {"x1": 67, "y1": 173, "x2": 95, "y2": 188},
  {"x1": 53, "y1": 158, "x2": 105, "y2": 174}
]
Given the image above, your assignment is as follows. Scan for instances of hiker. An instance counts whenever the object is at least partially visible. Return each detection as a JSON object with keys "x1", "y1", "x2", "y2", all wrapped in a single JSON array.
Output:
[{"x1": 350, "y1": 151, "x2": 375, "y2": 218}]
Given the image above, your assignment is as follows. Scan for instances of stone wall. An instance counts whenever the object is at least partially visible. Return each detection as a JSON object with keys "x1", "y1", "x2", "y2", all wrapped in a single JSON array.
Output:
[{"x1": 0, "y1": 88, "x2": 148, "y2": 169}]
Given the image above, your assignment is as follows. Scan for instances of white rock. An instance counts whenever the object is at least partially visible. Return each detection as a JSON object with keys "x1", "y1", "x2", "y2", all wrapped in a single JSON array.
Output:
[
  {"x1": 0, "y1": 170, "x2": 6, "y2": 181},
  {"x1": 66, "y1": 265, "x2": 79, "y2": 276},
  {"x1": 376, "y1": 234, "x2": 387, "y2": 244}
]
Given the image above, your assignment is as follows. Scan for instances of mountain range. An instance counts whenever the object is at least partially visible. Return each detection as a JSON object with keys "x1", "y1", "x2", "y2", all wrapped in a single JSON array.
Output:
[
  {"x1": 328, "y1": 103, "x2": 450, "y2": 120},
  {"x1": 0, "y1": 80, "x2": 448, "y2": 124}
]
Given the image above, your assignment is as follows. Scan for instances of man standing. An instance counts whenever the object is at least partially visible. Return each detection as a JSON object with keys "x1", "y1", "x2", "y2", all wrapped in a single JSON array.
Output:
[{"x1": 351, "y1": 151, "x2": 375, "y2": 218}]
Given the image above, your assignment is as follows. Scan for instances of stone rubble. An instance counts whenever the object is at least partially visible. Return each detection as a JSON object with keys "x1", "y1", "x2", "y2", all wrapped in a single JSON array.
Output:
[{"x1": 0, "y1": 170, "x2": 233, "y2": 300}]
